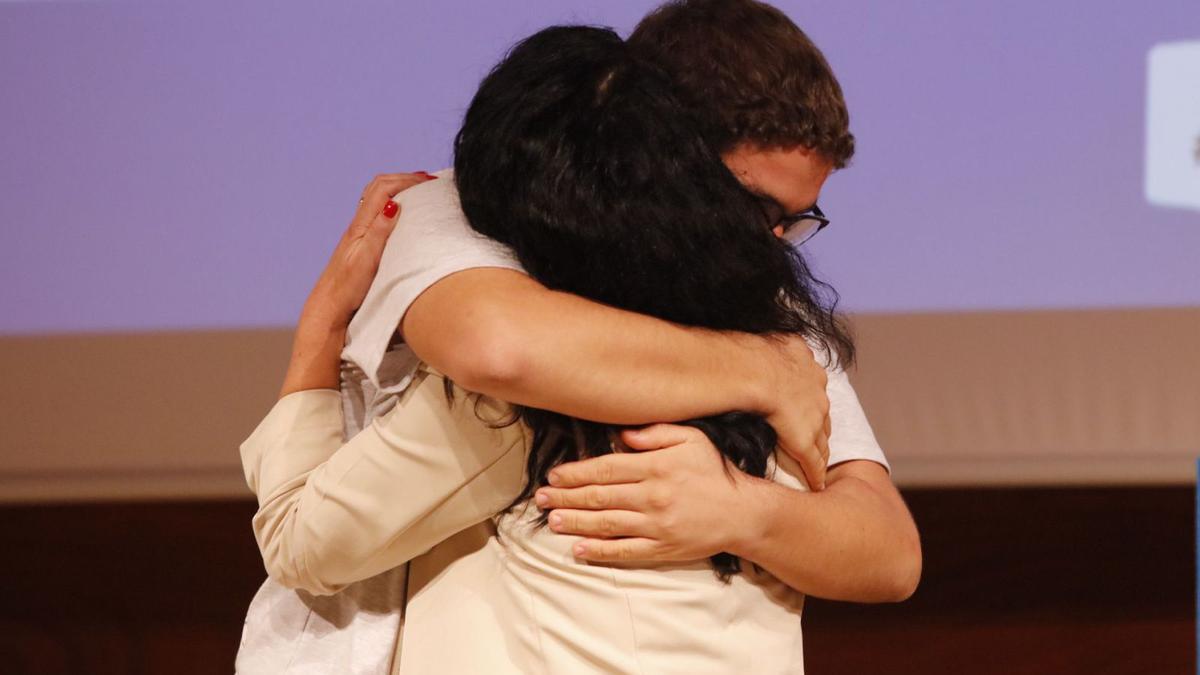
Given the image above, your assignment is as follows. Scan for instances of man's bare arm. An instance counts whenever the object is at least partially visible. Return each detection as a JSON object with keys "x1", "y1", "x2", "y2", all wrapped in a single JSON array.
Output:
[
  {"x1": 535, "y1": 426, "x2": 920, "y2": 603},
  {"x1": 732, "y1": 460, "x2": 922, "y2": 602},
  {"x1": 401, "y1": 267, "x2": 834, "y2": 488}
]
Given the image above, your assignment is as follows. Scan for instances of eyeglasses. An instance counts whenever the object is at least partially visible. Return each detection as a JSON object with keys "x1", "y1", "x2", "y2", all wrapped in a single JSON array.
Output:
[{"x1": 758, "y1": 199, "x2": 831, "y2": 246}]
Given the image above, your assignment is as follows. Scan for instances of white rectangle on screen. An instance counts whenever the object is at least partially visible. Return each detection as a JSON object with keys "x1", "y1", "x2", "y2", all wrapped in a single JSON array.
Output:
[{"x1": 1145, "y1": 41, "x2": 1200, "y2": 213}]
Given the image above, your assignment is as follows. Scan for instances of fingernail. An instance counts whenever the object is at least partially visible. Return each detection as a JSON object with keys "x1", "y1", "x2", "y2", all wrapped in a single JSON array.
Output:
[
  {"x1": 535, "y1": 491, "x2": 549, "y2": 507},
  {"x1": 548, "y1": 512, "x2": 561, "y2": 528},
  {"x1": 573, "y1": 543, "x2": 587, "y2": 556},
  {"x1": 547, "y1": 471, "x2": 561, "y2": 486},
  {"x1": 382, "y1": 200, "x2": 398, "y2": 218},
  {"x1": 418, "y1": 171, "x2": 438, "y2": 180}
]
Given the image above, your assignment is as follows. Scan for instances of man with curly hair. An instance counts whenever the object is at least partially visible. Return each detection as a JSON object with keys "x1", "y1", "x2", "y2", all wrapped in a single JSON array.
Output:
[{"x1": 395, "y1": 0, "x2": 920, "y2": 600}]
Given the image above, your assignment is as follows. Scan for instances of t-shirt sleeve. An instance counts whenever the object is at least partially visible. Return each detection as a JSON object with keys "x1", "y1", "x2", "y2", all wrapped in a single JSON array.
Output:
[
  {"x1": 825, "y1": 366, "x2": 890, "y2": 472},
  {"x1": 341, "y1": 168, "x2": 525, "y2": 392}
]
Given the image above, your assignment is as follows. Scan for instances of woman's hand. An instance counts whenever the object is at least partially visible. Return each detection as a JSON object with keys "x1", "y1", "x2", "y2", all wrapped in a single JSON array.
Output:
[
  {"x1": 302, "y1": 172, "x2": 437, "y2": 327},
  {"x1": 279, "y1": 172, "x2": 437, "y2": 398}
]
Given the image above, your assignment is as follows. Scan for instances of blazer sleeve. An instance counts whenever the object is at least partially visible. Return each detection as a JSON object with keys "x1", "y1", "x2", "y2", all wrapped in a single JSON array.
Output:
[{"x1": 238, "y1": 367, "x2": 528, "y2": 596}]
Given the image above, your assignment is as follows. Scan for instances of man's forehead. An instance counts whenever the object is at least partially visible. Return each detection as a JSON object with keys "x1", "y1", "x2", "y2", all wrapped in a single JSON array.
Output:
[
  {"x1": 749, "y1": 187, "x2": 817, "y2": 216},
  {"x1": 722, "y1": 143, "x2": 832, "y2": 213}
]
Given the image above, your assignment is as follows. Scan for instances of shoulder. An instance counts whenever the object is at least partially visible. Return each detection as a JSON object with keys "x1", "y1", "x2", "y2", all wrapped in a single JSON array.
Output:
[
  {"x1": 393, "y1": 168, "x2": 463, "y2": 223},
  {"x1": 386, "y1": 168, "x2": 520, "y2": 263}
]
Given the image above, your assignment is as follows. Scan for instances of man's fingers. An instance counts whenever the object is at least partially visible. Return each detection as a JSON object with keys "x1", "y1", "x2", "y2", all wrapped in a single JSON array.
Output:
[
  {"x1": 804, "y1": 450, "x2": 828, "y2": 492},
  {"x1": 572, "y1": 537, "x2": 661, "y2": 562},
  {"x1": 815, "y1": 413, "x2": 832, "y2": 489},
  {"x1": 536, "y1": 483, "x2": 645, "y2": 511},
  {"x1": 817, "y1": 413, "x2": 831, "y2": 460},
  {"x1": 547, "y1": 508, "x2": 653, "y2": 539},
  {"x1": 819, "y1": 412, "x2": 831, "y2": 459},
  {"x1": 619, "y1": 423, "x2": 704, "y2": 451},
  {"x1": 785, "y1": 437, "x2": 827, "y2": 492},
  {"x1": 547, "y1": 452, "x2": 650, "y2": 487}
]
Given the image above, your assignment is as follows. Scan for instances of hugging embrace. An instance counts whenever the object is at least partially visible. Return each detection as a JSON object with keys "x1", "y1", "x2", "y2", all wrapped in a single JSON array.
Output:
[{"x1": 236, "y1": 1, "x2": 920, "y2": 673}]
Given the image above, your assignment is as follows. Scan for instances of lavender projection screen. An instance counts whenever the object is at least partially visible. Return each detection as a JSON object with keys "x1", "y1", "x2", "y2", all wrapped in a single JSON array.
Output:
[{"x1": 2, "y1": 1, "x2": 1197, "y2": 335}]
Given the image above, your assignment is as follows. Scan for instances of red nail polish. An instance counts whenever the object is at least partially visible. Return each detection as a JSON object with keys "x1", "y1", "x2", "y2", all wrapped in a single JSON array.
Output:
[
  {"x1": 418, "y1": 171, "x2": 438, "y2": 180},
  {"x1": 382, "y1": 200, "x2": 398, "y2": 218}
]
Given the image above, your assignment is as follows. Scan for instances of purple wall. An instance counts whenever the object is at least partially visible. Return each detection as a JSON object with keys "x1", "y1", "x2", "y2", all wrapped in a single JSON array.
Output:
[{"x1": 1, "y1": 1, "x2": 1197, "y2": 334}]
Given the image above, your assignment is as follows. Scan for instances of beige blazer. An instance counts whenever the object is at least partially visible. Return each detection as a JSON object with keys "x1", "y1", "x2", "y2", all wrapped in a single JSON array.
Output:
[{"x1": 241, "y1": 365, "x2": 811, "y2": 673}]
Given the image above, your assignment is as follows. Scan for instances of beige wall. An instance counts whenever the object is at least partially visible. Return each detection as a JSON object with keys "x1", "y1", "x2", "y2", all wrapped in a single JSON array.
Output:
[
  {"x1": 0, "y1": 328, "x2": 290, "y2": 502},
  {"x1": 849, "y1": 308, "x2": 1199, "y2": 486},
  {"x1": 2, "y1": 308, "x2": 1197, "y2": 503}
]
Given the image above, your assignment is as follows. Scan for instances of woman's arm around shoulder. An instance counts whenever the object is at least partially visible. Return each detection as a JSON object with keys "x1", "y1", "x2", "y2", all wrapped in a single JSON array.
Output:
[{"x1": 241, "y1": 368, "x2": 527, "y2": 595}]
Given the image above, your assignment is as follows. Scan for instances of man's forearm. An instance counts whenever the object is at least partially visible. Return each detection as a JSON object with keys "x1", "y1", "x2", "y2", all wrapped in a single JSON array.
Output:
[
  {"x1": 402, "y1": 269, "x2": 774, "y2": 424},
  {"x1": 730, "y1": 461, "x2": 922, "y2": 602}
]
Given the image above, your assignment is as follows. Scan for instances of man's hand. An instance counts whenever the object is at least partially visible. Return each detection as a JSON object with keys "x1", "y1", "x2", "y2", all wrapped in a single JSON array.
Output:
[
  {"x1": 534, "y1": 424, "x2": 761, "y2": 562},
  {"x1": 759, "y1": 336, "x2": 831, "y2": 490},
  {"x1": 535, "y1": 423, "x2": 922, "y2": 601}
]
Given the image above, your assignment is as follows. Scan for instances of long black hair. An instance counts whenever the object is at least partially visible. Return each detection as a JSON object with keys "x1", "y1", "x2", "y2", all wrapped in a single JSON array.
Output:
[{"x1": 453, "y1": 25, "x2": 853, "y2": 581}]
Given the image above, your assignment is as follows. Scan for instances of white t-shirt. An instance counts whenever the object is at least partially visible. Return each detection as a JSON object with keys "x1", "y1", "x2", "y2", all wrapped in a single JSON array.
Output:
[
  {"x1": 340, "y1": 166, "x2": 888, "y2": 670},
  {"x1": 342, "y1": 168, "x2": 887, "y2": 470},
  {"x1": 237, "y1": 167, "x2": 888, "y2": 674}
]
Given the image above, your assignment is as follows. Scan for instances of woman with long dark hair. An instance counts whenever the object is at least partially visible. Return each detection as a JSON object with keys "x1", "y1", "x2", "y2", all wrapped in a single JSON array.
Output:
[{"x1": 239, "y1": 23, "x2": 896, "y2": 674}]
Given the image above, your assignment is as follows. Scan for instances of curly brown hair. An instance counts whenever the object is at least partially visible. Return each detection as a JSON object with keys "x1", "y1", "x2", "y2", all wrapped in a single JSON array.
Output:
[{"x1": 629, "y1": 0, "x2": 855, "y2": 168}]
